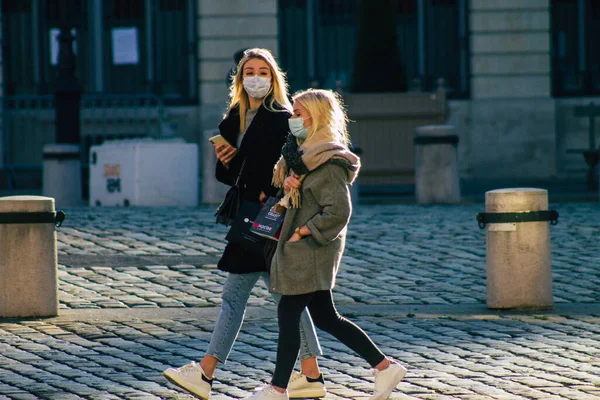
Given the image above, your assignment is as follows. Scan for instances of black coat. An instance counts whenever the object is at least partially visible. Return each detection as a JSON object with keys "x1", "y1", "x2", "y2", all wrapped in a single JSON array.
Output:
[{"x1": 216, "y1": 104, "x2": 290, "y2": 274}]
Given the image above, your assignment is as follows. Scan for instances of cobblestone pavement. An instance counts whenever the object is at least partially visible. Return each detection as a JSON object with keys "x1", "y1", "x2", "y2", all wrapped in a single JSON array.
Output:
[{"x1": 1, "y1": 202, "x2": 600, "y2": 399}]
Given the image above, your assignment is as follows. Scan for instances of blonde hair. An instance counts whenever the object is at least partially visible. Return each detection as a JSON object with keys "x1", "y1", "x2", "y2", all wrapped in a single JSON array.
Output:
[
  {"x1": 292, "y1": 89, "x2": 350, "y2": 147},
  {"x1": 226, "y1": 48, "x2": 292, "y2": 133}
]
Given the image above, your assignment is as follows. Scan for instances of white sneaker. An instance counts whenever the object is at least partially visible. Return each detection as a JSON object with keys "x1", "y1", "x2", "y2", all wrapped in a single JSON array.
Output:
[
  {"x1": 245, "y1": 385, "x2": 289, "y2": 400},
  {"x1": 288, "y1": 372, "x2": 327, "y2": 399},
  {"x1": 163, "y1": 361, "x2": 213, "y2": 400},
  {"x1": 370, "y1": 360, "x2": 407, "y2": 400}
]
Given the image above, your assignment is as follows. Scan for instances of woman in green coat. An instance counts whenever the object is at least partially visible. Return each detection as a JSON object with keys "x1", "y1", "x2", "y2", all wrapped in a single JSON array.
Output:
[{"x1": 246, "y1": 89, "x2": 407, "y2": 400}]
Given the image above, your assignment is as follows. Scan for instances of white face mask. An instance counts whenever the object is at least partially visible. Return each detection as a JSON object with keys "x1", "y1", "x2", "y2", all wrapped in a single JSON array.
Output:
[
  {"x1": 243, "y1": 76, "x2": 271, "y2": 99},
  {"x1": 289, "y1": 117, "x2": 310, "y2": 139}
]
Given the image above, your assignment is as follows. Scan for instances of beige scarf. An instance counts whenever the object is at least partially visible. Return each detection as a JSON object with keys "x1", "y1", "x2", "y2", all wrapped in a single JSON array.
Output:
[{"x1": 273, "y1": 128, "x2": 360, "y2": 208}]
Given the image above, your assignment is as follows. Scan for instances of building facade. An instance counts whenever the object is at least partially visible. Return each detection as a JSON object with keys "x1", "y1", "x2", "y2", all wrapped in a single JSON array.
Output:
[{"x1": 1, "y1": 0, "x2": 599, "y2": 193}]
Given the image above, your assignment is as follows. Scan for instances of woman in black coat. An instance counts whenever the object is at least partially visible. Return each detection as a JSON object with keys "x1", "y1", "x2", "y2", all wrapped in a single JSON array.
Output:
[
  {"x1": 163, "y1": 48, "x2": 325, "y2": 400},
  {"x1": 214, "y1": 95, "x2": 289, "y2": 273}
]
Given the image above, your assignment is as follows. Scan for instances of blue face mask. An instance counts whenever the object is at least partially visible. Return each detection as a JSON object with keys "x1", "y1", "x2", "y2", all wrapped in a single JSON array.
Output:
[{"x1": 289, "y1": 117, "x2": 309, "y2": 139}]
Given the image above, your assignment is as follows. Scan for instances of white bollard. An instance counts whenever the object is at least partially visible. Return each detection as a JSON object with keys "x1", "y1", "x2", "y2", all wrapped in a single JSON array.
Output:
[
  {"x1": 43, "y1": 143, "x2": 82, "y2": 206},
  {"x1": 482, "y1": 188, "x2": 554, "y2": 310},
  {"x1": 414, "y1": 125, "x2": 461, "y2": 204},
  {"x1": 202, "y1": 129, "x2": 230, "y2": 204},
  {"x1": 0, "y1": 196, "x2": 61, "y2": 317}
]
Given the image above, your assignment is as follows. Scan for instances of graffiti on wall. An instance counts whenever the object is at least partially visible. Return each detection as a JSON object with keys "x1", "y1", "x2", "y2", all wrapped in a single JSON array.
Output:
[{"x1": 104, "y1": 164, "x2": 121, "y2": 193}]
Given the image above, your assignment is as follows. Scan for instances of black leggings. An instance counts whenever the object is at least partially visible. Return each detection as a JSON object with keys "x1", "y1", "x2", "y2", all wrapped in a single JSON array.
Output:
[{"x1": 272, "y1": 290, "x2": 386, "y2": 388}]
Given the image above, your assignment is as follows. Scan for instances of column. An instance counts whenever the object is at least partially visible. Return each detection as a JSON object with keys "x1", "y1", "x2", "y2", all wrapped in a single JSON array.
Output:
[{"x1": 468, "y1": 0, "x2": 556, "y2": 180}]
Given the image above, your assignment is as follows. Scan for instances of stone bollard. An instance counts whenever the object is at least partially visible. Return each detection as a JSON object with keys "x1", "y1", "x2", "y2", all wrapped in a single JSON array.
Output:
[
  {"x1": 477, "y1": 188, "x2": 558, "y2": 310},
  {"x1": 0, "y1": 196, "x2": 64, "y2": 317},
  {"x1": 202, "y1": 129, "x2": 230, "y2": 204},
  {"x1": 43, "y1": 143, "x2": 82, "y2": 206},
  {"x1": 414, "y1": 125, "x2": 461, "y2": 204}
]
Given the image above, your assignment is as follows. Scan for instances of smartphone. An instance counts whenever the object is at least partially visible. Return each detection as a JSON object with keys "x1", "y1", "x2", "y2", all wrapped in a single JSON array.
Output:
[{"x1": 209, "y1": 134, "x2": 231, "y2": 147}]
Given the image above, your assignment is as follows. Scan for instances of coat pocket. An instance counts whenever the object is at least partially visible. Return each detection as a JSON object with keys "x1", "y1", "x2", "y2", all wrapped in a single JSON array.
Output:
[{"x1": 276, "y1": 237, "x2": 318, "y2": 294}]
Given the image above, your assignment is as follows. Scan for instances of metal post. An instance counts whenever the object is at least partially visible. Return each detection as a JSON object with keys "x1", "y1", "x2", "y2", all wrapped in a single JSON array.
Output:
[
  {"x1": 145, "y1": 0, "x2": 154, "y2": 91},
  {"x1": 32, "y1": 0, "x2": 41, "y2": 90},
  {"x1": 306, "y1": 0, "x2": 316, "y2": 85},
  {"x1": 458, "y1": 0, "x2": 467, "y2": 95},
  {"x1": 91, "y1": 0, "x2": 104, "y2": 92},
  {"x1": 47, "y1": 0, "x2": 83, "y2": 205},
  {"x1": 54, "y1": 0, "x2": 82, "y2": 145},
  {"x1": 589, "y1": 102, "x2": 596, "y2": 150},
  {"x1": 417, "y1": 0, "x2": 426, "y2": 85},
  {"x1": 187, "y1": 0, "x2": 197, "y2": 100},
  {"x1": 577, "y1": 0, "x2": 586, "y2": 76}
]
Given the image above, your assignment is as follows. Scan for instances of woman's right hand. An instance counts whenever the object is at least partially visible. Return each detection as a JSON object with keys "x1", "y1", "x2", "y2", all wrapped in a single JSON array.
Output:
[
  {"x1": 215, "y1": 144, "x2": 237, "y2": 167},
  {"x1": 283, "y1": 174, "x2": 302, "y2": 193}
]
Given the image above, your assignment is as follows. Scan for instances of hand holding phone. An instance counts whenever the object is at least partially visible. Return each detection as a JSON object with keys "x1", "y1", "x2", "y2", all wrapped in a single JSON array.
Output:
[
  {"x1": 209, "y1": 134, "x2": 231, "y2": 147},
  {"x1": 211, "y1": 134, "x2": 237, "y2": 165}
]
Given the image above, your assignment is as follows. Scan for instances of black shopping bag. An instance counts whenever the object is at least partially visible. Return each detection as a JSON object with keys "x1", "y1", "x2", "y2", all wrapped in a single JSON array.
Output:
[{"x1": 225, "y1": 201, "x2": 266, "y2": 255}]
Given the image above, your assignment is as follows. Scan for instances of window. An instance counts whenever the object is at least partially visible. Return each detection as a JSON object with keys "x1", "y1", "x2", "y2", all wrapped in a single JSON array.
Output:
[
  {"x1": 2, "y1": 1, "x2": 36, "y2": 95},
  {"x1": 551, "y1": 0, "x2": 600, "y2": 96},
  {"x1": 102, "y1": 0, "x2": 147, "y2": 94},
  {"x1": 0, "y1": 0, "x2": 86, "y2": 95},
  {"x1": 278, "y1": 0, "x2": 469, "y2": 97},
  {"x1": 1, "y1": 0, "x2": 197, "y2": 103}
]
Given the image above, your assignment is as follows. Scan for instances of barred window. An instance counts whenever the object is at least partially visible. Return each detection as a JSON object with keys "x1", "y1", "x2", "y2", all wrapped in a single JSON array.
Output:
[
  {"x1": 1, "y1": 0, "x2": 197, "y2": 103},
  {"x1": 278, "y1": 0, "x2": 469, "y2": 97},
  {"x1": 551, "y1": 0, "x2": 600, "y2": 96}
]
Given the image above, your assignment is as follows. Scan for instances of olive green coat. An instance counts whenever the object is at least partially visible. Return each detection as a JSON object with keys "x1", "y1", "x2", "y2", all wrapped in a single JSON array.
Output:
[{"x1": 269, "y1": 160, "x2": 358, "y2": 295}]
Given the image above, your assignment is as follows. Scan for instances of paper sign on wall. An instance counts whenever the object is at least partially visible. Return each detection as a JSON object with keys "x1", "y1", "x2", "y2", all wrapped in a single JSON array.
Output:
[
  {"x1": 112, "y1": 27, "x2": 139, "y2": 65},
  {"x1": 50, "y1": 28, "x2": 76, "y2": 66}
]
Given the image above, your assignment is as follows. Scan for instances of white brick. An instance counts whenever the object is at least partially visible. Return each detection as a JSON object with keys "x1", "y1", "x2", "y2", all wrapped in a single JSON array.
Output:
[
  {"x1": 199, "y1": 0, "x2": 277, "y2": 16},
  {"x1": 471, "y1": 11, "x2": 549, "y2": 32},
  {"x1": 200, "y1": 60, "x2": 235, "y2": 81},
  {"x1": 471, "y1": 32, "x2": 550, "y2": 53},
  {"x1": 471, "y1": 0, "x2": 549, "y2": 10},
  {"x1": 472, "y1": 76, "x2": 551, "y2": 98},
  {"x1": 472, "y1": 54, "x2": 550, "y2": 75},
  {"x1": 200, "y1": 82, "x2": 230, "y2": 105},
  {"x1": 199, "y1": 38, "x2": 279, "y2": 60},
  {"x1": 199, "y1": 16, "x2": 278, "y2": 38}
]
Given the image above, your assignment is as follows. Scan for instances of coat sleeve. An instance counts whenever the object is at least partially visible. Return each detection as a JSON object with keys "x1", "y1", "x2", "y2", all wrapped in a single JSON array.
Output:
[
  {"x1": 260, "y1": 113, "x2": 289, "y2": 197},
  {"x1": 216, "y1": 156, "x2": 245, "y2": 186},
  {"x1": 214, "y1": 112, "x2": 241, "y2": 186},
  {"x1": 215, "y1": 159, "x2": 233, "y2": 186},
  {"x1": 305, "y1": 165, "x2": 352, "y2": 246}
]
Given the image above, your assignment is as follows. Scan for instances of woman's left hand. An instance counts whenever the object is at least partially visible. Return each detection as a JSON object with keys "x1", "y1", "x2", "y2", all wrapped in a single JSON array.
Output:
[
  {"x1": 259, "y1": 191, "x2": 267, "y2": 202},
  {"x1": 283, "y1": 174, "x2": 302, "y2": 193},
  {"x1": 288, "y1": 226, "x2": 310, "y2": 242},
  {"x1": 288, "y1": 232, "x2": 302, "y2": 242}
]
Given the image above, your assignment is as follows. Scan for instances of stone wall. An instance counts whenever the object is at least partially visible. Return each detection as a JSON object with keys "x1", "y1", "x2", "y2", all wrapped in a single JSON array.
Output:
[
  {"x1": 555, "y1": 97, "x2": 600, "y2": 178},
  {"x1": 195, "y1": 0, "x2": 280, "y2": 144},
  {"x1": 457, "y1": 0, "x2": 557, "y2": 180},
  {"x1": 193, "y1": 0, "x2": 280, "y2": 202},
  {"x1": 189, "y1": 0, "x2": 599, "y2": 187},
  {"x1": 198, "y1": 0, "x2": 279, "y2": 104}
]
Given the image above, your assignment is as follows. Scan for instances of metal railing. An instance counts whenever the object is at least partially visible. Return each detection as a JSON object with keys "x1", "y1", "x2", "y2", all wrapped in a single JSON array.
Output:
[{"x1": 1, "y1": 93, "x2": 170, "y2": 190}]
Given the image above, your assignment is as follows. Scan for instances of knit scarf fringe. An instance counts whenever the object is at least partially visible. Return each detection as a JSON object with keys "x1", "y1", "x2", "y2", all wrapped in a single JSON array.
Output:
[{"x1": 272, "y1": 160, "x2": 304, "y2": 209}]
